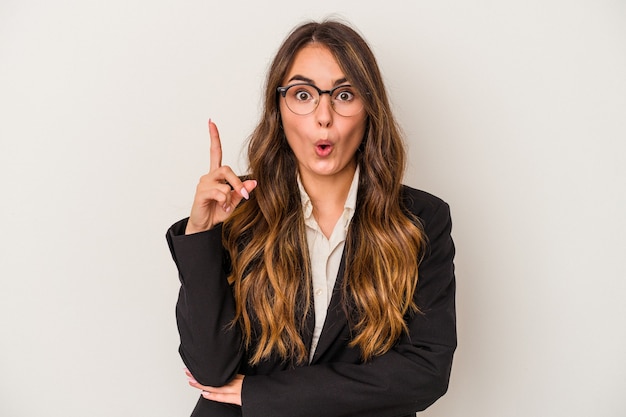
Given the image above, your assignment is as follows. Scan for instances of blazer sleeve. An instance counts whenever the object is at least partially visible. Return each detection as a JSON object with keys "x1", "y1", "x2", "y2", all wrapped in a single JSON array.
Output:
[
  {"x1": 166, "y1": 218, "x2": 243, "y2": 387},
  {"x1": 240, "y1": 197, "x2": 456, "y2": 417}
]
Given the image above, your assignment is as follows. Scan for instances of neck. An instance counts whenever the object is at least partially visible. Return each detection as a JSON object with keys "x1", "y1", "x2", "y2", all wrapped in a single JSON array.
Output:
[
  {"x1": 299, "y1": 163, "x2": 357, "y2": 239},
  {"x1": 299, "y1": 163, "x2": 356, "y2": 210}
]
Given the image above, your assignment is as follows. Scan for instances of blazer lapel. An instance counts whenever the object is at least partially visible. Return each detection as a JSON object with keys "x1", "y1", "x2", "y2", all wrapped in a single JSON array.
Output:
[
  {"x1": 300, "y1": 277, "x2": 316, "y2": 354},
  {"x1": 310, "y1": 252, "x2": 349, "y2": 363}
]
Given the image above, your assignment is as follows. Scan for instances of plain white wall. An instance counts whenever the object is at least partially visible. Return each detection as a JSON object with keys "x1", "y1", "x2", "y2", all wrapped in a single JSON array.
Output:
[{"x1": 1, "y1": 1, "x2": 624, "y2": 416}]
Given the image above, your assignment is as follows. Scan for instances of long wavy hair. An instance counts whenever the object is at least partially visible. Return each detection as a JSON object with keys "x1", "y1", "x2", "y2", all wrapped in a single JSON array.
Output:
[{"x1": 223, "y1": 20, "x2": 425, "y2": 366}]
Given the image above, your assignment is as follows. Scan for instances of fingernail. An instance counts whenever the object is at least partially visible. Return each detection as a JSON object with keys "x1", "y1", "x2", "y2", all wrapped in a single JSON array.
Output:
[
  {"x1": 240, "y1": 188, "x2": 250, "y2": 200},
  {"x1": 202, "y1": 391, "x2": 211, "y2": 398},
  {"x1": 223, "y1": 204, "x2": 231, "y2": 213}
]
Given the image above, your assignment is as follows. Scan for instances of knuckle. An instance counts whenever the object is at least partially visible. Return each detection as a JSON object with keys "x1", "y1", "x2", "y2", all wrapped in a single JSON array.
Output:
[{"x1": 216, "y1": 165, "x2": 232, "y2": 176}]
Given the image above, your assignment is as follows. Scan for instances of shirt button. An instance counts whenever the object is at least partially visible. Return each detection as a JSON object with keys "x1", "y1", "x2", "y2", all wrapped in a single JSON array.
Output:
[{"x1": 315, "y1": 289, "x2": 323, "y2": 296}]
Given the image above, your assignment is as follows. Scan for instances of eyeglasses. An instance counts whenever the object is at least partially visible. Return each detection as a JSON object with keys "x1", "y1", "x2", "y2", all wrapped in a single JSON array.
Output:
[{"x1": 277, "y1": 83, "x2": 364, "y2": 117}]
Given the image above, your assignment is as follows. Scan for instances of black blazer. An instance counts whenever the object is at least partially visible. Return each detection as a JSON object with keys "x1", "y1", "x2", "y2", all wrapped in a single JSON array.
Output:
[{"x1": 166, "y1": 186, "x2": 456, "y2": 417}]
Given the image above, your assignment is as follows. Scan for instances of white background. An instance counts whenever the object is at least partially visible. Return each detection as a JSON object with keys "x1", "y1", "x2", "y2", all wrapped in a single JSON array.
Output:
[{"x1": 1, "y1": 1, "x2": 625, "y2": 416}]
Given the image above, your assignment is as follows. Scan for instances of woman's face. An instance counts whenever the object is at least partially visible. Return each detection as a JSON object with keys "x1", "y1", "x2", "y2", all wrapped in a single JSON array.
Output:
[{"x1": 279, "y1": 44, "x2": 367, "y2": 183}]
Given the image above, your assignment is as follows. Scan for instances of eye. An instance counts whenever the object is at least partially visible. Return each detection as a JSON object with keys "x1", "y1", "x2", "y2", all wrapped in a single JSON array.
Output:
[
  {"x1": 334, "y1": 88, "x2": 355, "y2": 102},
  {"x1": 291, "y1": 87, "x2": 314, "y2": 102},
  {"x1": 296, "y1": 91, "x2": 311, "y2": 100}
]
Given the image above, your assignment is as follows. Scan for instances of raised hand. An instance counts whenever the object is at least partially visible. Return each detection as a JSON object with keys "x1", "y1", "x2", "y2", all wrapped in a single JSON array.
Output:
[{"x1": 185, "y1": 120, "x2": 257, "y2": 234}]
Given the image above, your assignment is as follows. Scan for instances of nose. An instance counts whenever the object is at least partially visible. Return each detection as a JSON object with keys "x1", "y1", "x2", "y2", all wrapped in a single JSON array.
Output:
[{"x1": 315, "y1": 93, "x2": 333, "y2": 127}]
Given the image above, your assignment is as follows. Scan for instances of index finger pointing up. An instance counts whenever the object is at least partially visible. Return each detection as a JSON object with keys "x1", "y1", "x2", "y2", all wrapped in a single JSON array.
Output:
[{"x1": 208, "y1": 119, "x2": 222, "y2": 172}]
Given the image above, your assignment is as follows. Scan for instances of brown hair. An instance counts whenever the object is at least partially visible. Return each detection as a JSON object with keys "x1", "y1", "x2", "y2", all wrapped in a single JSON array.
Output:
[{"x1": 223, "y1": 20, "x2": 425, "y2": 365}]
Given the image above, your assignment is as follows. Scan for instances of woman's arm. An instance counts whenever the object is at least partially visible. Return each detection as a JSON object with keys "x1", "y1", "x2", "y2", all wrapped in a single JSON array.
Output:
[
  {"x1": 167, "y1": 218, "x2": 243, "y2": 387},
  {"x1": 167, "y1": 120, "x2": 256, "y2": 387}
]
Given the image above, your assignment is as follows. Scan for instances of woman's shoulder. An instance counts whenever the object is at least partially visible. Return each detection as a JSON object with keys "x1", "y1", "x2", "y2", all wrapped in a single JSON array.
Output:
[
  {"x1": 402, "y1": 186, "x2": 452, "y2": 250},
  {"x1": 402, "y1": 185, "x2": 450, "y2": 218},
  {"x1": 402, "y1": 185, "x2": 452, "y2": 236}
]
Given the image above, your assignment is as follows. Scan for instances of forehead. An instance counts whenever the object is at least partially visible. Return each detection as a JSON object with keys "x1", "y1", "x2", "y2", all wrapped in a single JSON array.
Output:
[{"x1": 283, "y1": 44, "x2": 345, "y2": 85}]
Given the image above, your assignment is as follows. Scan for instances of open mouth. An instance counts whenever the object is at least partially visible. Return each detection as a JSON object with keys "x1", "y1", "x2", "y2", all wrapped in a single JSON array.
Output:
[{"x1": 315, "y1": 142, "x2": 333, "y2": 157}]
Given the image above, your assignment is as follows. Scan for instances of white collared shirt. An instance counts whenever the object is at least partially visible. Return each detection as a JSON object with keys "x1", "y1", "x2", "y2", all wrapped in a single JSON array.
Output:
[{"x1": 297, "y1": 167, "x2": 359, "y2": 361}]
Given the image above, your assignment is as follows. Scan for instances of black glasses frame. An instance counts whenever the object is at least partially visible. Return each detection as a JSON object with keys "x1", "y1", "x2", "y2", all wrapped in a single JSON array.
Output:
[
  {"x1": 276, "y1": 82, "x2": 354, "y2": 99},
  {"x1": 276, "y1": 83, "x2": 361, "y2": 116}
]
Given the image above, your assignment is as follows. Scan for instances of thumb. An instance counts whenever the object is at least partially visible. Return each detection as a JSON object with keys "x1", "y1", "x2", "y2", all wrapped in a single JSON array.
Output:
[
  {"x1": 231, "y1": 179, "x2": 258, "y2": 208},
  {"x1": 242, "y1": 179, "x2": 258, "y2": 196}
]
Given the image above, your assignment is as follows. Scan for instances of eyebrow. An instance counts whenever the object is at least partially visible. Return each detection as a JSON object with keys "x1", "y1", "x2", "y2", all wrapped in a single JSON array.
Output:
[{"x1": 287, "y1": 74, "x2": 349, "y2": 86}]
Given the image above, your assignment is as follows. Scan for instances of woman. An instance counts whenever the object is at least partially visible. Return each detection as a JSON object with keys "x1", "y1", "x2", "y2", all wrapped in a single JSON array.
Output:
[{"x1": 166, "y1": 20, "x2": 456, "y2": 417}]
